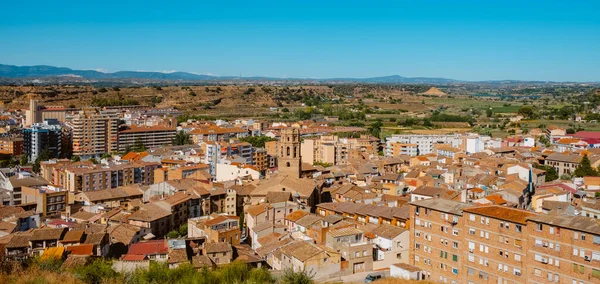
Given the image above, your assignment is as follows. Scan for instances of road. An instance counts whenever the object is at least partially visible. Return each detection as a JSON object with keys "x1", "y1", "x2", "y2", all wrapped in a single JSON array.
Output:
[{"x1": 321, "y1": 270, "x2": 390, "y2": 284}]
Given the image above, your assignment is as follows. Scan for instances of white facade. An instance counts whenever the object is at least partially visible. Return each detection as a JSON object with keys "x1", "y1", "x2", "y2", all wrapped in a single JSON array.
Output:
[
  {"x1": 386, "y1": 134, "x2": 462, "y2": 156},
  {"x1": 215, "y1": 163, "x2": 260, "y2": 182}
]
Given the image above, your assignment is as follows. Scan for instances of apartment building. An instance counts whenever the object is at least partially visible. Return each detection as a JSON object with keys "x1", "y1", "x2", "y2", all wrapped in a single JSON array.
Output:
[
  {"x1": 526, "y1": 215, "x2": 600, "y2": 283},
  {"x1": 21, "y1": 185, "x2": 68, "y2": 217},
  {"x1": 386, "y1": 134, "x2": 462, "y2": 156},
  {"x1": 68, "y1": 108, "x2": 119, "y2": 157},
  {"x1": 252, "y1": 148, "x2": 268, "y2": 173},
  {"x1": 48, "y1": 161, "x2": 160, "y2": 192},
  {"x1": 301, "y1": 135, "x2": 379, "y2": 165},
  {"x1": 544, "y1": 153, "x2": 599, "y2": 176},
  {"x1": 117, "y1": 125, "x2": 176, "y2": 152},
  {"x1": 390, "y1": 143, "x2": 418, "y2": 157},
  {"x1": 189, "y1": 125, "x2": 248, "y2": 144},
  {"x1": 22, "y1": 120, "x2": 62, "y2": 162},
  {"x1": 410, "y1": 198, "x2": 471, "y2": 283},
  {"x1": 0, "y1": 137, "x2": 23, "y2": 155},
  {"x1": 462, "y1": 205, "x2": 535, "y2": 284},
  {"x1": 25, "y1": 99, "x2": 67, "y2": 127},
  {"x1": 229, "y1": 142, "x2": 253, "y2": 164}
]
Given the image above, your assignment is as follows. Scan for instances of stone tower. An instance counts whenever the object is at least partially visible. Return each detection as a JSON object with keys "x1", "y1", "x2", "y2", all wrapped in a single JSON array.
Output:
[{"x1": 278, "y1": 127, "x2": 301, "y2": 178}]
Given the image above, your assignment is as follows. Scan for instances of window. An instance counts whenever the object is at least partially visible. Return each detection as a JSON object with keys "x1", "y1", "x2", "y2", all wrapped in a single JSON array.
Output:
[
  {"x1": 452, "y1": 268, "x2": 458, "y2": 275},
  {"x1": 534, "y1": 268, "x2": 541, "y2": 277},
  {"x1": 453, "y1": 241, "x2": 459, "y2": 249},
  {"x1": 581, "y1": 233, "x2": 586, "y2": 241},
  {"x1": 536, "y1": 223, "x2": 543, "y2": 231},
  {"x1": 469, "y1": 228, "x2": 475, "y2": 235},
  {"x1": 514, "y1": 239, "x2": 522, "y2": 247},
  {"x1": 514, "y1": 254, "x2": 521, "y2": 262},
  {"x1": 469, "y1": 214, "x2": 475, "y2": 221}
]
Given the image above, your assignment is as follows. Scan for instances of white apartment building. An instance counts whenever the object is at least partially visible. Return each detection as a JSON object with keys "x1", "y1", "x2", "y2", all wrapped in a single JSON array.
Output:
[{"x1": 386, "y1": 134, "x2": 462, "y2": 156}]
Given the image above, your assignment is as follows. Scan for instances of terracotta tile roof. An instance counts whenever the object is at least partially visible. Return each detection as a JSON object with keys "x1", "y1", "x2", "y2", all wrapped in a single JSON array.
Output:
[
  {"x1": 284, "y1": 210, "x2": 309, "y2": 222},
  {"x1": 372, "y1": 224, "x2": 407, "y2": 239},
  {"x1": 31, "y1": 227, "x2": 67, "y2": 241},
  {"x1": 247, "y1": 204, "x2": 272, "y2": 217},
  {"x1": 464, "y1": 205, "x2": 536, "y2": 225},
  {"x1": 81, "y1": 185, "x2": 144, "y2": 202},
  {"x1": 128, "y1": 240, "x2": 168, "y2": 255},
  {"x1": 483, "y1": 194, "x2": 507, "y2": 205},
  {"x1": 328, "y1": 227, "x2": 363, "y2": 238},
  {"x1": 127, "y1": 203, "x2": 171, "y2": 222},
  {"x1": 528, "y1": 214, "x2": 600, "y2": 235},
  {"x1": 204, "y1": 242, "x2": 232, "y2": 254},
  {"x1": 168, "y1": 248, "x2": 189, "y2": 264},
  {"x1": 60, "y1": 230, "x2": 85, "y2": 243},
  {"x1": 84, "y1": 233, "x2": 107, "y2": 245},
  {"x1": 204, "y1": 215, "x2": 239, "y2": 227},
  {"x1": 121, "y1": 254, "x2": 147, "y2": 261},
  {"x1": 410, "y1": 198, "x2": 470, "y2": 215}
]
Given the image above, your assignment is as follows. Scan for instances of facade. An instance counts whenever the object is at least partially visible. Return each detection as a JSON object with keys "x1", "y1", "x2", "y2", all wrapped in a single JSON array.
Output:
[
  {"x1": 117, "y1": 126, "x2": 176, "y2": 152},
  {"x1": 301, "y1": 135, "x2": 379, "y2": 165},
  {"x1": 22, "y1": 120, "x2": 62, "y2": 162},
  {"x1": 54, "y1": 161, "x2": 160, "y2": 192},
  {"x1": 390, "y1": 143, "x2": 419, "y2": 157},
  {"x1": 68, "y1": 108, "x2": 119, "y2": 157},
  {"x1": 21, "y1": 185, "x2": 68, "y2": 217},
  {"x1": 526, "y1": 215, "x2": 600, "y2": 284},
  {"x1": 278, "y1": 128, "x2": 302, "y2": 178},
  {"x1": 386, "y1": 134, "x2": 462, "y2": 156},
  {"x1": 252, "y1": 148, "x2": 268, "y2": 173},
  {"x1": 0, "y1": 137, "x2": 23, "y2": 155}
]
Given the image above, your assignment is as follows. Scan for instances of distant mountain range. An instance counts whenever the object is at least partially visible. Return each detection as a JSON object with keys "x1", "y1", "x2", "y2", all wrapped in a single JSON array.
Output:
[{"x1": 0, "y1": 64, "x2": 589, "y2": 84}]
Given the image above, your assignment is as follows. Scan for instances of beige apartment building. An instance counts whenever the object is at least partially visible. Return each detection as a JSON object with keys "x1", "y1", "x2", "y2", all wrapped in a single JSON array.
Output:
[
  {"x1": 67, "y1": 108, "x2": 119, "y2": 157},
  {"x1": 410, "y1": 198, "x2": 471, "y2": 283},
  {"x1": 301, "y1": 135, "x2": 379, "y2": 165},
  {"x1": 117, "y1": 125, "x2": 176, "y2": 152},
  {"x1": 410, "y1": 198, "x2": 600, "y2": 284},
  {"x1": 462, "y1": 205, "x2": 535, "y2": 284},
  {"x1": 526, "y1": 215, "x2": 600, "y2": 284},
  {"x1": 42, "y1": 160, "x2": 160, "y2": 192}
]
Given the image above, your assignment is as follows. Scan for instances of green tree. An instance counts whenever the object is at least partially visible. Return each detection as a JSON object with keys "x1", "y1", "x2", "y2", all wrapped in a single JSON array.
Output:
[
  {"x1": 367, "y1": 120, "x2": 383, "y2": 138},
  {"x1": 71, "y1": 155, "x2": 81, "y2": 162},
  {"x1": 518, "y1": 106, "x2": 535, "y2": 118},
  {"x1": 101, "y1": 153, "x2": 112, "y2": 159},
  {"x1": 32, "y1": 148, "x2": 51, "y2": 173},
  {"x1": 173, "y1": 130, "x2": 191, "y2": 146},
  {"x1": 132, "y1": 138, "x2": 147, "y2": 152},
  {"x1": 20, "y1": 155, "x2": 28, "y2": 166},
  {"x1": 486, "y1": 108, "x2": 493, "y2": 117},
  {"x1": 534, "y1": 164, "x2": 558, "y2": 182},
  {"x1": 239, "y1": 136, "x2": 277, "y2": 148},
  {"x1": 73, "y1": 259, "x2": 118, "y2": 283},
  {"x1": 574, "y1": 154, "x2": 598, "y2": 177},
  {"x1": 89, "y1": 158, "x2": 99, "y2": 164},
  {"x1": 281, "y1": 268, "x2": 314, "y2": 284}
]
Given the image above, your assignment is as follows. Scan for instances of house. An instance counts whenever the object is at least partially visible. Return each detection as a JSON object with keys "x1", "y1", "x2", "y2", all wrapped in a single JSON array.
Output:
[
  {"x1": 29, "y1": 227, "x2": 67, "y2": 256},
  {"x1": 277, "y1": 240, "x2": 341, "y2": 280},
  {"x1": 325, "y1": 227, "x2": 373, "y2": 274},
  {"x1": 204, "y1": 242, "x2": 233, "y2": 265},
  {"x1": 121, "y1": 239, "x2": 169, "y2": 263},
  {"x1": 371, "y1": 224, "x2": 410, "y2": 269},
  {"x1": 390, "y1": 263, "x2": 424, "y2": 280},
  {"x1": 187, "y1": 214, "x2": 241, "y2": 245}
]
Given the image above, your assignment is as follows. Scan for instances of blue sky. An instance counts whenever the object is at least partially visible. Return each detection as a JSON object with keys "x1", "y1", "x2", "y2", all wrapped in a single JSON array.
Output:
[{"x1": 1, "y1": 0, "x2": 599, "y2": 81}]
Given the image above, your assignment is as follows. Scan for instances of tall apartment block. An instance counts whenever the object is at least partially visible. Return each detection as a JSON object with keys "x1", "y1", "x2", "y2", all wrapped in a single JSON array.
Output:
[
  {"x1": 22, "y1": 119, "x2": 62, "y2": 162},
  {"x1": 117, "y1": 125, "x2": 177, "y2": 152},
  {"x1": 67, "y1": 108, "x2": 119, "y2": 157},
  {"x1": 410, "y1": 199, "x2": 600, "y2": 284}
]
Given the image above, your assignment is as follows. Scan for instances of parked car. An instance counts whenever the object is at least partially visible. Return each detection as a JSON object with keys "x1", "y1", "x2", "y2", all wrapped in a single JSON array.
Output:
[{"x1": 365, "y1": 272, "x2": 385, "y2": 283}]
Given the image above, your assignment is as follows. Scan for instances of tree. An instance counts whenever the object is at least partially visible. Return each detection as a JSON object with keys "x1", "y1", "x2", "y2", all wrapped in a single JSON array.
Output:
[
  {"x1": 367, "y1": 120, "x2": 383, "y2": 138},
  {"x1": 20, "y1": 155, "x2": 28, "y2": 166},
  {"x1": 534, "y1": 164, "x2": 558, "y2": 182},
  {"x1": 132, "y1": 138, "x2": 147, "y2": 152},
  {"x1": 89, "y1": 158, "x2": 99, "y2": 164},
  {"x1": 518, "y1": 106, "x2": 535, "y2": 118},
  {"x1": 486, "y1": 108, "x2": 493, "y2": 118},
  {"x1": 281, "y1": 268, "x2": 314, "y2": 284},
  {"x1": 239, "y1": 136, "x2": 277, "y2": 148},
  {"x1": 32, "y1": 148, "x2": 51, "y2": 173},
  {"x1": 574, "y1": 154, "x2": 598, "y2": 177},
  {"x1": 71, "y1": 155, "x2": 81, "y2": 162},
  {"x1": 101, "y1": 153, "x2": 112, "y2": 159},
  {"x1": 172, "y1": 130, "x2": 191, "y2": 146}
]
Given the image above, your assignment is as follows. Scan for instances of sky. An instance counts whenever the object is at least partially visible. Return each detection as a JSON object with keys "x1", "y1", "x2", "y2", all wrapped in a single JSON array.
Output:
[{"x1": 1, "y1": 0, "x2": 599, "y2": 81}]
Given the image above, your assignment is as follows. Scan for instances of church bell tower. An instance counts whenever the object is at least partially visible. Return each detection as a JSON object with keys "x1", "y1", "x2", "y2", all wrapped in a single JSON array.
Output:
[{"x1": 278, "y1": 127, "x2": 301, "y2": 178}]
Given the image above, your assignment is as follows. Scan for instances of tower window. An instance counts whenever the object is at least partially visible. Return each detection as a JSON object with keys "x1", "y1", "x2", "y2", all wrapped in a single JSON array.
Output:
[{"x1": 286, "y1": 162, "x2": 291, "y2": 167}]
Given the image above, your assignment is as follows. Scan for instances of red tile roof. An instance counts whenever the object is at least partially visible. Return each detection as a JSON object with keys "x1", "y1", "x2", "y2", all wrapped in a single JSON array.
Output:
[
  {"x1": 66, "y1": 244, "x2": 94, "y2": 256},
  {"x1": 127, "y1": 240, "x2": 168, "y2": 255}
]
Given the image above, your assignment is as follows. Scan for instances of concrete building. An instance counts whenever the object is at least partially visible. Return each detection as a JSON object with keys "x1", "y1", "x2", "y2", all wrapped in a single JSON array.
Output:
[
  {"x1": 67, "y1": 108, "x2": 119, "y2": 157},
  {"x1": 462, "y1": 205, "x2": 535, "y2": 284},
  {"x1": 25, "y1": 99, "x2": 67, "y2": 127},
  {"x1": 21, "y1": 185, "x2": 68, "y2": 217},
  {"x1": 301, "y1": 135, "x2": 379, "y2": 165},
  {"x1": 386, "y1": 134, "x2": 462, "y2": 156},
  {"x1": 526, "y1": 215, "x2": 600, "y2": 283},
  {"x1": 117, "y1": 126, "x2": 176, "y2": 152},
  {"x1": 0, "y1": 137, "x2": 23, "y2": 155},
  {"x1": 410, "y1": 198, "x2": 471, "y2": 283},
  {"x1": 22, "y1": 119, "x2": 62, "y2": 162}
]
